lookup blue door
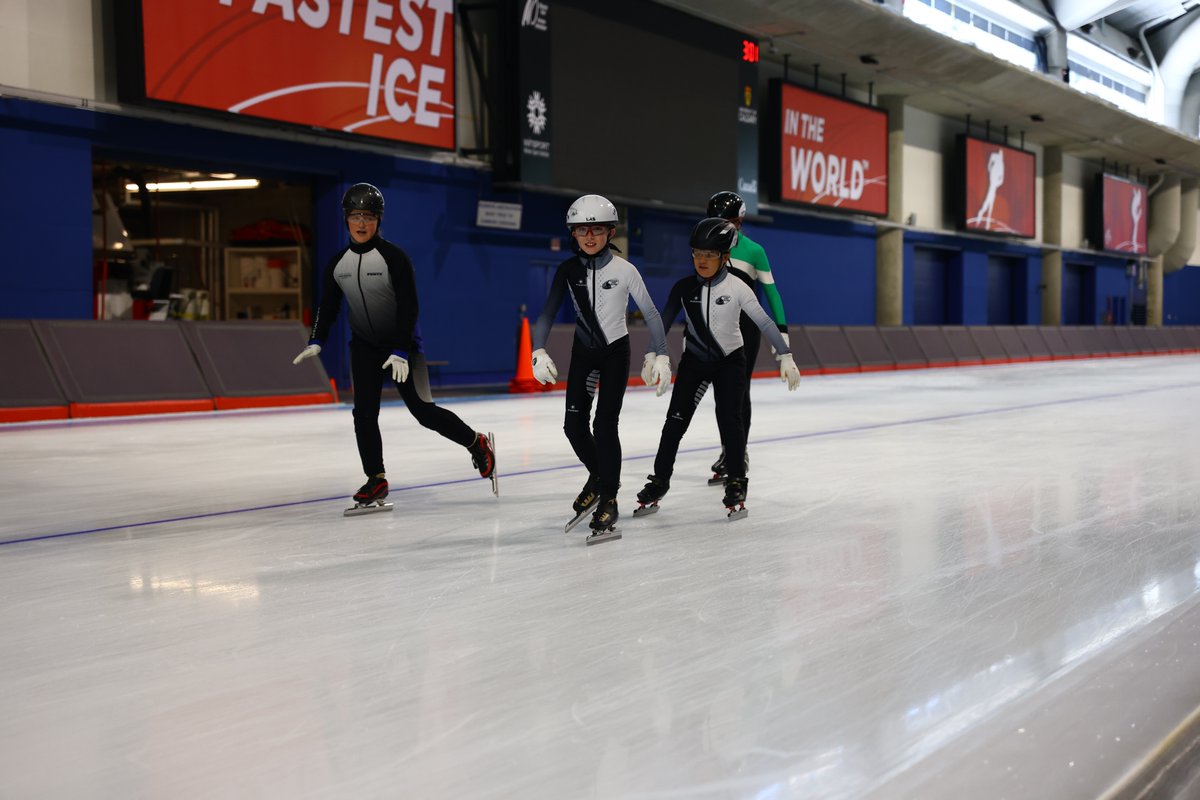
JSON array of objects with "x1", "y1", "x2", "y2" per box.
[
  {"x1": 986, "y1": 256, "x2": 1019, "y2": 324},
  {"x1": 913, "y1": 247, "x2": 950, "y2": 325},
  {"x1": 1062, "y1": 263, "x2": 1092, "y2": 324}
]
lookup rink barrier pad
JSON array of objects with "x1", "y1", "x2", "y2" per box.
[{"x1": 2, "y1": 322, "x2": 1199, "y2": 422}]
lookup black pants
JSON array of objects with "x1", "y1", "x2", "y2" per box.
[
  {"x1": 738, "y1": 313, "x2": 761, "y2": 437},
  {"x1": 350, "y1": 339, "x2": 474, "y2": 478},
  {"x1": 654, "y1": 348, "x2": 747, "y2": 481},
  {"x1": 563, "y1": 336, "x2": 631, "y2": 500}
]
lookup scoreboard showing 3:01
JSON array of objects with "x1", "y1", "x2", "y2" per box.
[{"x1": 119, "y1": 0, "x2": 456, "y2": 150}]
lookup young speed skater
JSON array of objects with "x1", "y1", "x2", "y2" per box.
[
  {"x1": 530, "y1": 194, "x2": 671, "y2": 544},
  {"x1": 293, "y1": 183, "x2": 496, "y2": 515},
  {"x1": 702, "y1": 191, "x2": 792, "y2": 485},
  {"x1": 634, "y1": 217, "x2": 801, "y2": 521}
]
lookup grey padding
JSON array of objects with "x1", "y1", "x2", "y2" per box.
[
  {"x1": 1093, "y1": 327, "x2": 1121, "y2": 355},
  {"x1": 1059, "y1": 327, "x2": 1095, "y2": 356},
  {"x1": 941, "y1": 327, "x2": 983, "y2": 363},
  {"x1": 878, "y1": 327, "x2": 928, "y2": 366},
  {"x1": 842, "y1": 327, "x2": 895, "y2": 368},
  {"x1": 1163, "y1": 327, "x2": 1193, "y2": 350},
  {"x1": 1126, "y1": 327, "x2": 1156, "y2": 353},
  {"x1": 1038, "y1": 327, "x2": 1072, "y2": 358},
  {"x1": 1016, "y1": 327, "x2": 1051, "y2": 358},
  {"x1": 804, "y1": 326, "x2": 858, "y2": 370},
  {"x1": 32, "y1": 320, "x2": 210, "y2": 403},
  {"x1": 1112, "y1": 327, "x2": 1139, "y2": 353},
  {"x1": 911, "y1": 326, "x2": 956, "y2": 364},
  {"x1": 968, "y1": 327, "x2": 1007, "y2": 362},
  {"x1": 180, "y1": 321, "x2": 330, "y2": 397},
  {"x1": 994, "y1": 327, "x2": 1030, "y2": 360},
  {"x1": 787, "y1": 328, "x2": 822, "y2": 373},
  {"x1": 0, "y1": 320, "x2": 67, "y2": 407},
  {"x1": 1145, "y1": 328, "x2": 1173, "y2": 352}
]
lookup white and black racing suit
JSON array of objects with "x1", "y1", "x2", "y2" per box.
[
  {"x1": 309, "y1": 234, "x2": 475, "y2": 478},
  {"x1": 532, "y1": 248, "x2": 668, "y2": 502},
  {"x1": 652, "y1": 266, "x2": 790, "y2": 484}
]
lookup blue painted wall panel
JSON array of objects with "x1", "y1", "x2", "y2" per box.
[{"x1": 0, "y1": 123, "x2": 93, "y2": 318}]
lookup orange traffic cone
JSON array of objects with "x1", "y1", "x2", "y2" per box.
[{"x1": 509, "y1": 316, "x2": 551, "y2": 393}]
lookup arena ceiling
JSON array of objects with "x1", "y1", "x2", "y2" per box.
[{"x1": 659, "y1": 0, "x2": 1200, "y2": 177}]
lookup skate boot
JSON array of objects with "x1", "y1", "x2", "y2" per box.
[
  {"x1": 587, "y1": 496, "x2": 622, "y2": 545},
  {"x1": 468, "y1": 431, "x2": 499, "y2": 496},
  {"x1": 565, "y1": 475, "x2": 601, "y2": 532},
  {"x1": 722, "y1": 477, "x2": 748, "y2": 521},
  {"x1": 707, "y1": 449, "x2": 727, "y2": 486},
  {"x1": 345, "y1": 475, "x2": 393, "y2": 517},
  {"x1": 633, "y1": 474, "x2": 670, "y2": 517}
]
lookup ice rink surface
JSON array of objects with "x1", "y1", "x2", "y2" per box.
[{"x1": 3, "y1": 356, "x2": 1200, "y2": 799}]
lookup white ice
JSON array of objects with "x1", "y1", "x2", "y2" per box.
[{"x1": 2, "y1": 356, "x2": 1200, "y2": 799}]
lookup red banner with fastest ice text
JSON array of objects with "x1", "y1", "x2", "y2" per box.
[{"x1": 140, "y1": 0, "x2": 455, "y2": 149}]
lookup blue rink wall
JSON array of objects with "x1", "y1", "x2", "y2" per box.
[{"x1": 1, "y1": 96, "x2": 1198, "y2": 387}]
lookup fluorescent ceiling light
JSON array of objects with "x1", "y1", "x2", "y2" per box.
[
  {"x1": 1068, "y1": 33, "x2": 1151, "y2": 85},
  {"x1": 971, "y1": 0, "x2": 1053, "y2": 34},
  {"x1": 125, "y1": 178, "x2": 261, "y2": 192}
]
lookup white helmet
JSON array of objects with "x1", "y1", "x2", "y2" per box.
[{"x1": 566, "y1": 194, "x2": 619, "y2": 228}]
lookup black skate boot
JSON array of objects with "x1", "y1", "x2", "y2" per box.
[
  {"x1": 633, "y1": 474, "x2": 670, "y2": 517},
  {"x1": 587, "y1": 496, "x2": 621, "y2": 545},
  {"x1": 707, "y1": 449, "x2": 727, "y2": 486},
  {"x1": 468, "y1": 431, "x2": 499, "y2": 496},
  {"x1": 345, "y1": 475, "x2": 392, "y2": 517},
  {"x1": 722, "y1": 477, "x2": 748, "y2": 521},
  {"x1": 564, "y1": 475, "x2": 601, "y2": 532}
]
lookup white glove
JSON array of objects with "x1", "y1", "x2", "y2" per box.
[
  {"x1": 292, "y1": 343, "x2": 321, "y2": 364},
  {"x1": 531, "y1": 348, "x2": 558, "y2": 385},
  {"x1": 640, "y1": 352, "x2": 656, "y2": 386},
  {"x1": 382, "y1": 354, "x2": 409, "y2": 383},
  {"x1": 650, "y1": 355, "x2": 672, "y2": 397},
  {"x1": 779, "y1": 353, "x2": 801, "y2": 391},
  {"x1": 771, "y1": 330, "x2": 791, "y2": 361}
]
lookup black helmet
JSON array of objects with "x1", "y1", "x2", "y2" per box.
[
  {"x1": 342, "y1": 183, "x2": 385, "y2": 219},
  {"x1": 706, "y1": 191, "x2": 746, "y2": 221},
  {"x1": 690, "y1": 217, "x2": 737, "y2": 253}
]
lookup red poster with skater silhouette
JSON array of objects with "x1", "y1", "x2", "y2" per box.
[
  {"x1": 961, "y1": 136, "x2": 1035, "y2": 238},
  {"x1": 1101, "y1": 174, "x2": 1147, "y2": 255},
  {"x1": 135, "y1": 0, "x2": 455, "y2": 149}
]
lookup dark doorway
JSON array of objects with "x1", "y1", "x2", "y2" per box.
[
  {"x1": 986, "y1": 255, "x2": 1021, "y2": 324},
  {"x1": 913, "y1": 246, "x2": 952, "y2": 325},
  {"x1": 1063, "y1": 263, "x2": 1093, "y2": 324}
]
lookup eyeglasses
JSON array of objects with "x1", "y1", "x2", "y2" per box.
[
  {"x1": 347, "y1": 212, "x2": 379, "y2": 223},
  {"x1": 691, "y1": 249, "x2": 721, "y2": 260},
  {"x1": 571, "y1": 225, "x2": 610, "y2": 238}
]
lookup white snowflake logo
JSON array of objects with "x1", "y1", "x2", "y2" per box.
[{"x1": 526, "y1": 91, "x2": 547, "y2": 135}]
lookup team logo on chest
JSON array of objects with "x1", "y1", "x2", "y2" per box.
[
  {"x1": 601, "y1": 279, "x2": 620, "y2": 290},
  {"x1": 715, "y1": 295, "x2": 732, "y2": 305}
]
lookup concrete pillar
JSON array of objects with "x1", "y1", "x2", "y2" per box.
[
  {"x1": 1147, "y1": 174, "x2": 1182, "y2": 326},
  {"x1": 1147, "y1": 257, "x2": 1164, "y2": 326},
  {"x1": 1041, "y1": 147, "x2": 1063, "y2": 325},
  {"x1": 875, "y1": 95, "x2": 906, "y2": 326}
]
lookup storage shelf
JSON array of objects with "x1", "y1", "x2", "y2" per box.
[{"x1": 224, "y1": 246, "x2": 302, "y2": 321}]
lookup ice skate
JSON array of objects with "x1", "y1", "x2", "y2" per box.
[
  {"x1": 633, "y1": 474, "x2": 670, "y2": 517},
  {"x1": 344, "y1": 475, "x2": 394, "y2": 517},
  {"x1": 723, "y1": 477, "x2": 748, "y2": 521},
  {"x1": 586, "y1": 497, "x2": 622, "y2": 545},
  {"x1": 709, "y1": 449, "x2": 748, "y2": 486},
  {"x1": 564, "y1": 475, "x2": 601, "y2": 532},
  {"x1": 469, "y1": 431, "x2": 499, "y2": 496},
  {"x1": 707, "y1": 449, "x2": 726, "y2": 486}
]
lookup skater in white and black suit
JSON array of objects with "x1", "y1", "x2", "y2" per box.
[
  {"x1": 530, "y1": 194, "x2": 671, "y2": 540},
  {"x1": 292, "y1": 183, "x2": 495, "y2": 509},
  {"x1": 635, "y1": 218, "x2": 801, "y2": 519}
]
